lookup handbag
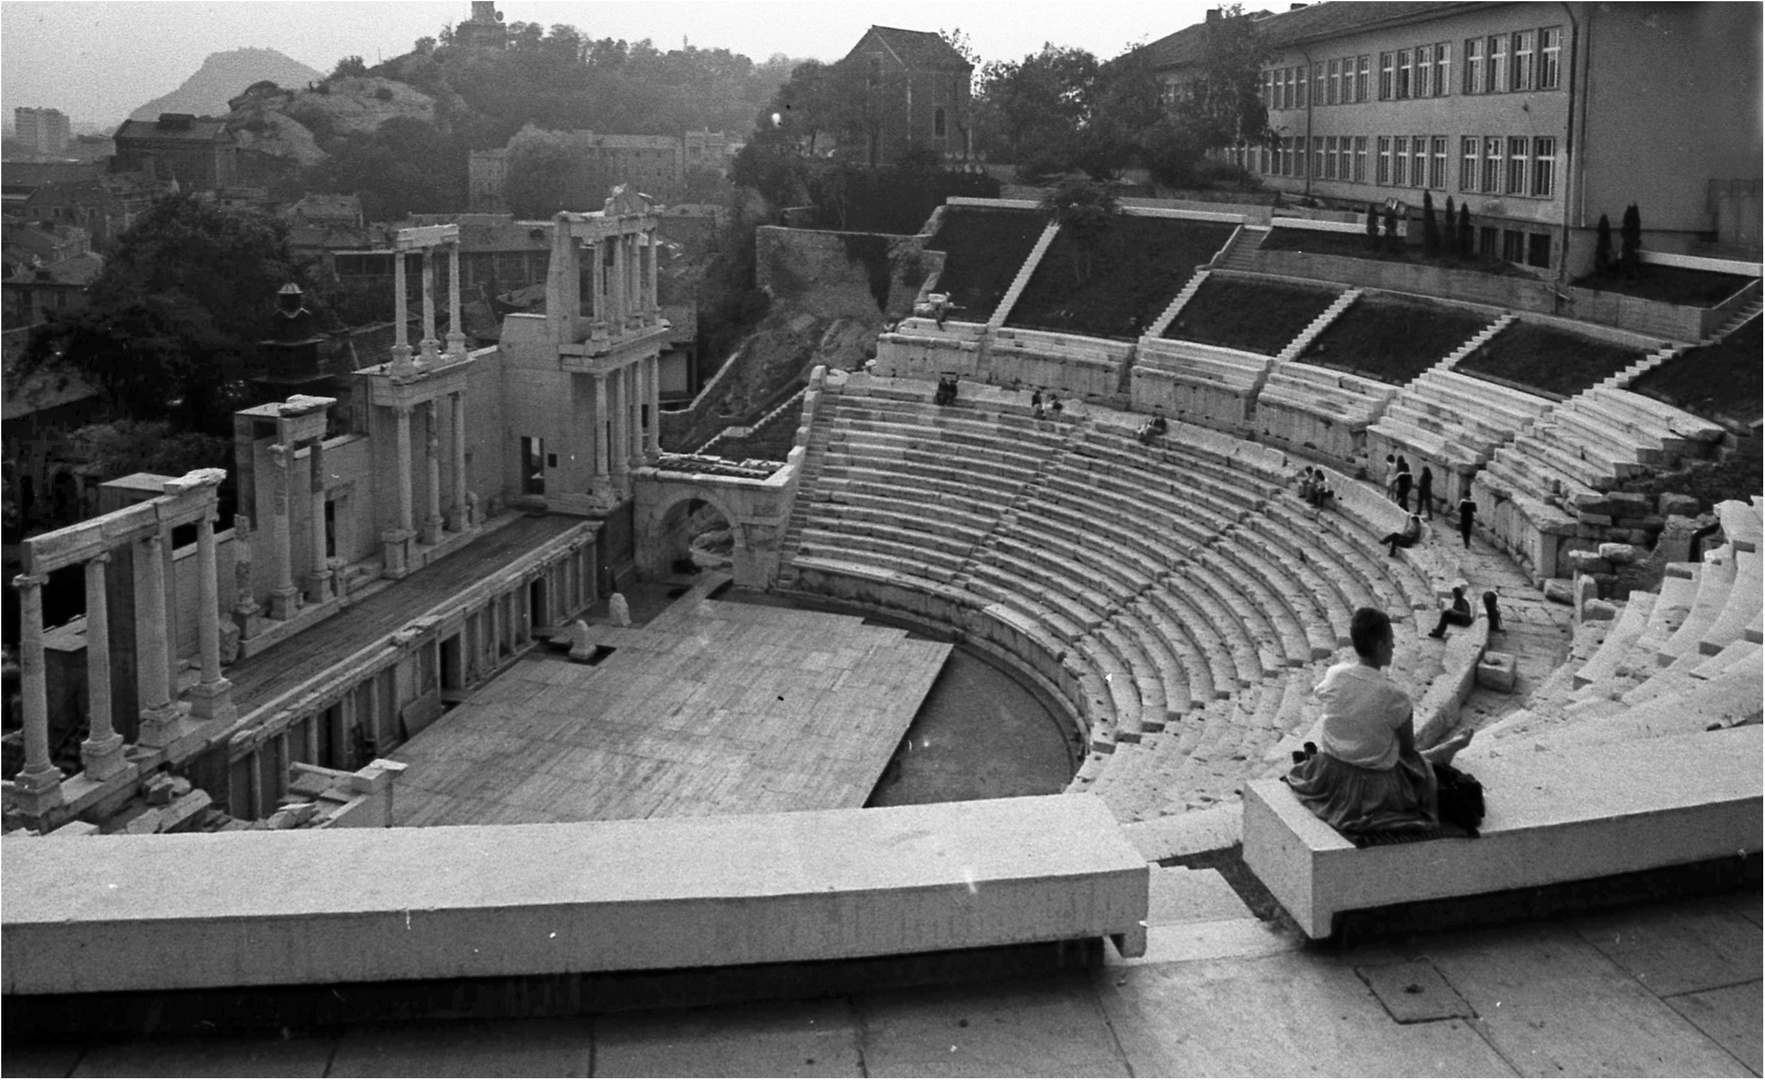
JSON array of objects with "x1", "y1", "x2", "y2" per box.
[{"x1": 1432, "y1": 762, "x2": 1485, "y2": 837}]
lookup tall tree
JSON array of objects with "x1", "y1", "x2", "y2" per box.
[
  {"x1": 21, "y1": 194, "x2": 307, "y2": 433},
  {"x1": 1142, "y1": 4, "x2": 1273, "y2": 187},
  {"x1": 1040, "y1": 177, "x2": 1118, "y2": 284},
  {"x1": 1620, "y1": 203, "x2": 1643, "y2": 279},
  {"x1": 1421, "y1": 190, "x2": 1440, "y2": 255},
  {"x1": 973, "y1": 45, "x2": 1101, "y2": 172}
]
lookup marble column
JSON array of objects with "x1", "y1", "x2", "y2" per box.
[
  {"x1": 626, "y1": 363, "x2": 643, "y2": 469},
  {"x1": 232, "y1": 514, "x2": 259, "y2": 635},
  {"x1": 137, "y1": 534, "x2": 182, "y2": 747},
  {"x1": 587, "y1": 240, "x2": 602, "y2": 331},
  {"x1": 382, "y1": 406, "x2": 415, "y2": 578},
  {"x1": 448, "y1": 392, "x2": 468, "y2": 532},
  {"x1": 187, "y1": 511, "x2": 236, "y2": 723},
  {"x1": 645, "y1": 354, "x2": 661, "y2": 462},
  {"x1": 610, "y1": 233, "x2": 626, "y2": 332},
  {"x1": 391, "y1": 249, "x2": 414, "y2": 377},
  {"x1": 12, "y1": 572, "x2": 64, "y2": 814},
  {"x1": 625, "y1": 235, "x2": 641, "y2": 329},
  {"x1": 395, "y1": 407, "x2": 415, "y2": 535},
  {"x1": 592, "y1": 372, "x2": 610, "y2": 492},
  {"x1": 446, "y1": 241, "x2": 466, "y2": 357},
  {"x1": 306, "y1": 440, "x2": 332, "y2": 603},
  {"x1": 267, "y1": 443, "x2": 299, "y2": 620},
  {"x1": 646, "y1": 229, "x2": 660, "y2": 324},
  {"x1": 422, "y1": 407, "x2": 444, "y2": 545},
  {"x1": 610, "y1": 366, "x2": 629, "y2": 480},
  {"x1": 79, "y1": 554, "x2": 128, "y2": 780},
  {"x1": 419, "y1": 248, "x2": 439, "y2": 362}
]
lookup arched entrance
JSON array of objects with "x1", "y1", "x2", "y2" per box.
[{"x1": 652, "y1": 496, "x2": 737, "y2": 577}]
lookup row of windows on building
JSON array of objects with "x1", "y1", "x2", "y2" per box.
[
  {"x1": 1230, "y1": 134, "x2": 1557, "y2": 198},
  {"x1": 1263, "y1": 26, "x2": 1562, "y2": 110}
]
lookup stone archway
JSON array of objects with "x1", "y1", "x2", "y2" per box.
[
  {"x1": 633, "y1": 472, "x2": 790, "y2": 589},
  {"x1": 655, "y1": 496, "x2": 737, "y2": 577}
]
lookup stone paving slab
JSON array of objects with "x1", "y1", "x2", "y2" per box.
[
  {"x1": 1357, "y1": 960, "x2": 1474, "y2": 1023},
  {"x1": 595, "y1": 999, "x2": 861, "y2": 1078},
  {"x1": 1106, "y1": 917, "x2": 1300, "y2": 967},
  {"x1": 328, "y1": 1019, "x2": 591, "y2": 1077},
  {"x1": 71, "y1": 1033, "x2": 336, "y2": 1077},
  {"x1": 1667, "y1": 981, "x2": 1764, "y2": 1076},
  {"x1": 1426, "y1": 922, "x2": 1753, "y2": 1077},
  {"x1": 1572, "y1": 896, "x2": 1764, "y2": 997},
  {"x1": 1146, "y1": 866, "x2": 1252, "y2": 924},
  {"x1": 1095, "y1": 951, "x2": 1516, "y2": 1076},
  {"x1": 857, "y1": 974, "x2": 1128, "y2": 1078}
]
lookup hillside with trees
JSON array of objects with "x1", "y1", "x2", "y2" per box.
[{"x1": 224, "y1": 21, "x2": 796, "y2": 218}]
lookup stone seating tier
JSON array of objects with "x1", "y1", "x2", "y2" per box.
[
  {"x1": 1134, "y1": 341, "x2": 1271, "y2": 391},
  {"x1": 1538, "y1": 406, "x2": 1670, "y2": 470},
  {"x1": 1502, "y1": 433, "x2": 1629, "y2": 493},
  {"x1": 1180, "y1": 557, "x2": 1289, "y2": 676},
  {"x1": 1245, "y1": 725, "x2": 1762, "y2": 939},
  {"x1": 1412, "y1": 370, "x2": 1551, "y2": 436},
  {"x1": 1565, "y1": 388, "x2": 1727, "y2": 450}
]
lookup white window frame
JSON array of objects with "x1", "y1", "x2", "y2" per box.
[
  {"x1": 1379, "y1": 52, "x2": 1394, "y2": 99},
  {"x1": 1532, "y1": 136, "x2": 1556, "y2": 196},
  {"x1": 1377, "y1": 135, "x2": 1392, "y2": 185},
  {"x1": 1539, "y1": 28, "x2": 1562, "y2": 89},
  {"x1": 1354, "y1": 136, "x2": 1368, "y2": 182},
  {"x1": 1482, "y1": 136, "x2": 1503, "y2": 192},
  {"x1": 1416, "y1": 45, "x2": 1434, "y2": 98},
  {"x1": 1507, "y1": 135, "x2": 1529, "y2": 194},
  {"x1": 1461, "y1": 136, "x2": 1478, "y2": 192},
  {"x1": 1464, "y1": 37, "x2": 1484, "y2": 94},
  {"x1": 1430, "y1": 136, "x2": 1448, "y2": 189},
  {"x1": 1392, "y1": 136, "x2": 1409, "y2": 186},
  {"x1": 1512, "y1": 29, "x2": 1535, "y2": 91},
  {"x1": 1487, "y1": 34, "x2": 1508, "y2": 92},
  {"x1": 1435, "y1": 42, "x2": 1450, "y2": 97},
  {"x1": 1357, "y1": 56, "x2": 1371, "y2": 102}
]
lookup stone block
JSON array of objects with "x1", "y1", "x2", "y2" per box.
[
  {"x1": 1579, "y1": 513, "x2": 1615, "y2": 527},
  {"x1": 1658, "y1": 492, "x2": 1701, "y2": 518},
  {"x1": 1606, "y1": 491, "x2": 1652, "y2": 516},
  {"x1": 1476, "y1": 651, "x2": 1517, "y2": 693},
  {"x1": 1543, "y1": 578, "x2": 1575, "y2": 604},
  {"x1": 1569, "y1": 551, "x2": 1612, "y2": 575},
  {"x1": 1573, "y1": 572, "x2": 1600, "y2": 609},
  {"x1": 1627, "y1": 530, "x2": 1653, "y2": 547},
  {"x1": 1584, "y1": 599, "x2": 1617, "y2": 622},
  {"x1": 1599, "y1": 543, "x2": 1640, "y2": 565}
]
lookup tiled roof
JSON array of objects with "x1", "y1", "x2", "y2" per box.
[
  {"x1": 848, "y1": 26, "x2": 972, "y2": 71},
  {"x1": 1136, "y1": 2, "x2": 1485, "y2": 70}
]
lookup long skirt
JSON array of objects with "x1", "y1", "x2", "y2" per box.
[{"x1": 1284, "y1": 747, "x2": 1438, "y2": 834}]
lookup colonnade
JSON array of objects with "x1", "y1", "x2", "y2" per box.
[
  {"x1": 592, "y1": 353, "x2": 663, "y2": 489},
  {"x1": 10, "y1": 475, "x2": 233, "y2": 819},
  {"x1": 391, "y1": 237, "x2": 468, "y2": 374},
  {"x1": 583, "y1": 227, "x2": 661, "y2": 336}
]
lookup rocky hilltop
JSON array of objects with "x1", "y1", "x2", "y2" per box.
[
  {"x1": 226, "y1": 76, "x2": 441, "y2": 168},
  {"x1": 130, "y1": 47, "x2": 324, "y2": 121}
]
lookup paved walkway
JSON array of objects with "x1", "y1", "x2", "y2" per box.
[{"x1": 6, "y1": 880, "x2": 1756, "y2": 1077}]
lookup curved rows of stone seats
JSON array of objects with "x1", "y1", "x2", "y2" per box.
[
  {"x1": 1472, "y1": 499, "x2": 1761, "y2": 754},
  {"x1": 778, "y1": 371, "x2": 1458, "y2": 820}
]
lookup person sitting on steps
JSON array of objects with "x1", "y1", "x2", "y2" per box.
[
  {"x1": 1381, "y1": 513, "x2": 1423, "y2": 557},
  {"x1": 1284, "y1": 607, "x2": 1475, "y2": 835},
  {"x1": 1429, "y1": 585, "x2": 1475, "y2": 639}
]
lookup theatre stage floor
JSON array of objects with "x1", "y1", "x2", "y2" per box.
[{"x1": 391, "y1": 595, "x2": 952, "y2": 825}]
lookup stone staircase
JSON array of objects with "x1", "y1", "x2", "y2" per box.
[
  {"x1": 988, "y1": 220, "x2": 1061, "y2": 329},
  {"x1": 1273, "y1": 288, "x2": 1361, "y2": 363},
  {"x1": 1437, "y1": 312, "x2": 1516, "y2": 372},
  {"x1": 1212, "y1": 224, "x2": 1268, "y2": 273},
  {"x1": 1146, "y1": 269, "x2": 1212, "y2": 339}
]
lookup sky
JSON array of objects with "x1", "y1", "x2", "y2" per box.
[{"x1": 2, "y1": 0, "x2": 1216, "y2": 129}]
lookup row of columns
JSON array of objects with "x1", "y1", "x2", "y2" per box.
[
  {"x1": 387, "y1": 392, "x2": 471, "y2": 557},
  {"x1": 591, "y1": 354, "x2": 662, "y2": 489},
  {"x1": 392, "y1": 240, "x2": 466, "y2": 375},
  {"x1": 11, "y1": 510, "x2": 235, "y2": 816},
  {"x1": 587, "y1": 230, "x2": 661, "y2": 338}
]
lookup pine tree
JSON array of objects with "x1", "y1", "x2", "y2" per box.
[
  {"x1": 1620, "y1": 203, "x2": 1643, "y2": 279},
  {"x1": 1593, "y1": 213, "x2": 1613, "y2": 276},
  {"x1": 1422, "y1": 190, "x2": 1440, "y2": 256},
  {"x1": 1444, "y1": 196, "x2": 1457, "y2": 257},
  {"x1": 1456, "y1": 203, "x2": 1473, "y2": 258},
  {"x1": 1366, "y1": 203, "x2": 1380, "y2": 250},
  {"x1": 1382, "y1": 205, "x2": 1399, "y2": 251}
]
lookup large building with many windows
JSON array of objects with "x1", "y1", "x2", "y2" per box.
[{"x1": 1138, "y1": 2, "x2": 1762, "y2": 275}]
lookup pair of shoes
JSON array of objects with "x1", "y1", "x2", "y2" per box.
[{"x1": 1427, "y1": 629, "x2": 1445, "y2": 639}]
